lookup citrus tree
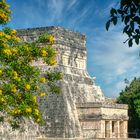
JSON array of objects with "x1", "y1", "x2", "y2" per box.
[{"x1": 0, "y1": 0, "x2": 62, "y2": 129}]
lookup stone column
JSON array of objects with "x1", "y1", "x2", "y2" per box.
[
  {"x1": 114, "y1": 121, "x2": 120, "y2": 138},
  {"x1": 100, "y1": 120, "x2": 105, "y2": 138},
  {"x1": 105, "y1": 121, "x2": 112, "y2": 138},
  {"x1": 119, "y1": 121, "x2": 128, "y2": 138},
  {"x1": 123, "y1": 121, "x2": 128, "y2": 138},
  {"x1": 120, "y1": 121, "x2": 123, "y2": 138}
]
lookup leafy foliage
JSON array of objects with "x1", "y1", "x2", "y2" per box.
[
  {"x1": 106, "y1": 0, "x2": 140, "y2": 47},
  {"x1": 117, "y1": 77, "x2": 140, "y2": 133},
  {"x1": 0, "y1": 0, "x2": 11, "y2": 24},
  {"x1": 0, "y1": 0, "x2": 62, "y2": 129},
  {"x1": 38, "y1": 33, "x2": 55, "y2": 44}
]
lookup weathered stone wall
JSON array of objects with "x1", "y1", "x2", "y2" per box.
[
  {"x1": 17, "y1": 26, "x2": 105, "y2": 103},
  {"x1": 101, "y1": 108, "x2": 128, "y2": 119},
  {"x1": 76, "y1": 103, "x2": 128, "y2": 139},
  {"x1": 76, "y1": 103, "x2": 128, "y2": 120},
  {"x1": 0, "y1": 120, "x2": 40, "y2": 140}
]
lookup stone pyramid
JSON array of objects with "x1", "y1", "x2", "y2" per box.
[{"x1": 0, "y1": 26, "x2": 128, "y2": 140}]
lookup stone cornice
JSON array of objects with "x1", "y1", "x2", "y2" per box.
[
  {"x1": 76, "y1": 102, "x2": 128, "y2": 109},
  {"x1": 17, "y1": 26, "x2": 86, "y2": 49}
]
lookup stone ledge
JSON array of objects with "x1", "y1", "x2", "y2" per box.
[
  {"x1": 37, "y1": 138, "x2": 84, "y2": 140},
  {"x1": 17, "y1": 26, "x2": 85, "y2": 38},
  {"x1": 17, "y1": 26, "x2": 86, "y2": 49},
  {"x1": 79, "y1": 114, "x2": 129, "y2": 121},
  {"x1": 37, "y1": 138, "x2": 138, "y2": 140},
  {"x1": 76, "y1": 103, "x2": 128, "y2": 109}
]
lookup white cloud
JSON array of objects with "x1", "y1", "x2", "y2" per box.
[
  {"x1": 106, "y1": 80, "x2": 127, "y2": 98},
  {"x1": 47, "y1": 0, "x2": 64, "y2": 23},
  {"x1": 15, "y1": 0, "x2": 84, "y2": 27},
  {"x1": 94, "y1": 1, "x2": 118, "y2": 18},
  {"x1": 88, "y1": 29, "x2": 140, "y2": 97},
  {"x1": 93, "y1": 32, "x2": 139, "y2": 75},
  {"x1": 67, "y1": 0, "x2": 78, "y2": 10}
]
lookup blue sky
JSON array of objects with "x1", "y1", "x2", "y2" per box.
[{"x1": 6, "y1": 0, "x2": 140, "y2": 97}]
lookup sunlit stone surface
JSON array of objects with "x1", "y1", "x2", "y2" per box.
[{"x1": 0, "y1": 27, "x2": 128, "y2": 139}]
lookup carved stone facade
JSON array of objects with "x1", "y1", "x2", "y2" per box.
[
  {"x1": 0, "y1": 26, "x2": 128, "y2": 139},
  {"x1": 77, "y1": 103, "x2": 128, "y2": 138}
]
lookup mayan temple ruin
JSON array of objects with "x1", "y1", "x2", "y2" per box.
[{"x1": 0, "y1": 26, "x2": 129, "y2": 140}]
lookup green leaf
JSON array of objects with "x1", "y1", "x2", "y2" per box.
[
  {"x1": 112, "y1": 16, "x2": 118, "y2": 25},
  {"x1": 0, "y1": 116, "x2": 4, "y2": 122},
  {"x1": 117, "y1": 9, "x2": 123, "y2": 14},
  {"x1": 133, "y1": 16, "x2": 140, "y2": 23},
  {"x1": 120, "y1": 0, "x2": 127, "y2": 8},
  {"x1": 127, "y1": 28, "x2": 132, "y2": 37},
  {"x1": 130, "y1": 21, "x2": 134, "y2": 31},
  {"x1": 135, "y1": 36, "x2": 139, "y2": 45},
  {"x1": 106, "y1": 20, "x2": 110, "y2": 31},
  {"x1": 128, "y1": 39, "x2": 133, "y2": 47},
  {"x1": 110, "y1": 8, "x2": 117, "y2": 15},
  {"x1": 2, "y1": 27, "x2": 12, "y2": 35},
  {"x1": 123, "y1": 25, "x2": 129, "y2": 33},
  {"x1": 135, "y1": 29, "x2": 139, "y2": 34},
  {"x1": 124, "y1": 15, "x2": 130, "y2": 25}
]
